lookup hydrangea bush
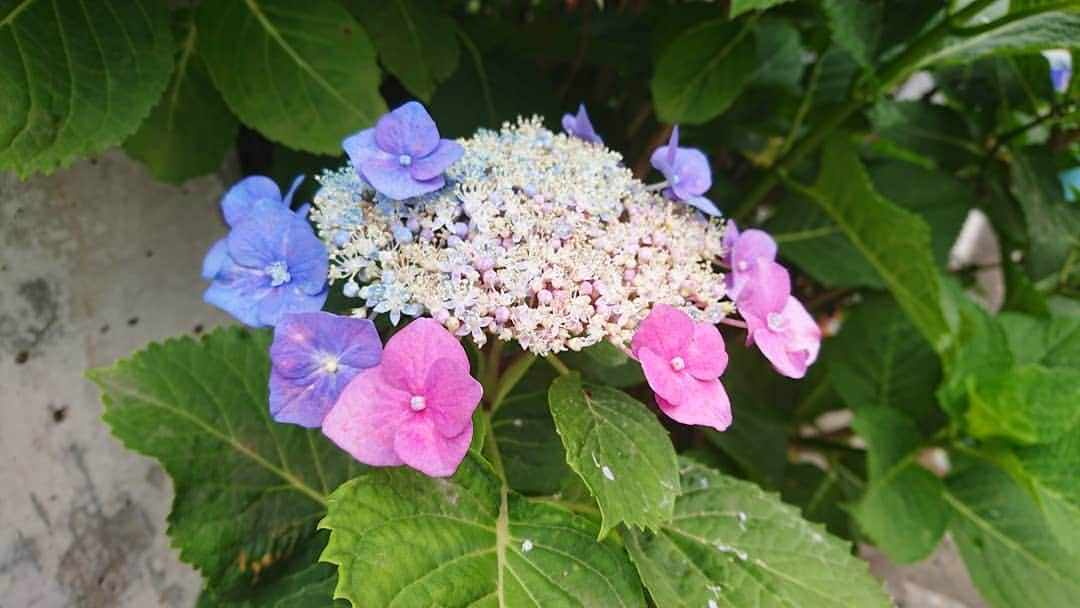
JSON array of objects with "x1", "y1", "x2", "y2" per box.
[{"x1": 3, "y1": 0, "x2": 1075, "y2": 606}]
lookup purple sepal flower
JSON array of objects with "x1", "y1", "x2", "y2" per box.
[
  {"x1": 1043, "y1": 49, "x2": 1072, "y2": 94},
  {"x1": 269, "y1": 312, "x2": 383, "y2": 427},
  {"x1": 202, "y1": 199, "x2": 329, "y2": 327},
  {"x1": 650, "y1": 125, "x2": 720, "y2": 216},
  {"x1": 562, "y1": 104, "x2": 602, "y2": 144},
  {"x1": 222, "y1": 174, "x2": 305, "y2": 227},
  {"x1": 343, "y1": 101, "x2": 463, "y2": 200}
]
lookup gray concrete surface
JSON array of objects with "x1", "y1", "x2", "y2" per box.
[{"x1": 1, "y1": 149, "x2": 990, "y2": 607}]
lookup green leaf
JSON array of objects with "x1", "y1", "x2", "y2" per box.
[
  {"x1": 946, "y1": 459, "x2": 1080, "y2": 608},
  {"x1": 196, "y1": 532, "x2": 343, "y2": 607},
  {"x1": 123, "y1": 9, "x2": 239, "y2": 184},
  {"x1": 0, "y1": 0, "x2": 174, "y2": 177},
  {"x1": 747, "y1": 21, "x2": 804, "y2": 89},
  {"x1": 1010, "y1": 146, "x2": 1080, "y2": 280},
  {"x1": 1002, "y1": 259, "x2": 1051, "y2": 317},
  {"x1": 548, "y1": 374, "x2": 680, "y2": 538},
  {"x1": 729, "y1": 0, "x2": 794, "y2": 18},
  {"x1": 1000, "y1": 312, "x2": 1080, "y2": 369},
  {"x1": 937, "y1": 279, "x2": 1014, "y2": 416},
  {"x1": 873, "y1": 100, "x2": 981, "y2": 170},
  {"x1": 88, "y1": 327, "x2": 359, "y2": 595},
  {"x1": 821, "y1": 0, "x2": 883, "y2": 68},
  {"x1": 320, "y1": 453, "x2": 645, "y2": 608},
  {"x1": 922, "y1": 8, "x2": 1080, "y2": 66},
  {"x1": 197, "y1": 0, "x2": 385, "y2": 155},
  {"x1": 827, "y1": 293, "x2": 942, "y2": 422},
  {"x1": 651, "y1": 17, "x2": 757, "y2": 124},
  {"x1": 780, "y1": 463, "x2": 856, "y2": 540},
  {"x1": 789, "y1": 137, "x2": 950, "y2": 348},
  {"x1": 624, "y1": 460, "x2": 892, "y2": 608},
  {"x1": 1016, "y1": 423, "x2": 1080, "y2": 555},
  {"x1": 558, "y1": 342, "x2": 645, "y2": 388},
  {"x1": 344, "y1": 0, "x2": 459, "y2": 102},
  {"x1": 850, "y1": 407, "x2": 948, "y2": 563},
  {"x1": 492, "y1": 390, "x2": 572, "y2": 494},
  {"x1": 965, "y1": 364, "x2": 1080, "y2": 445}
]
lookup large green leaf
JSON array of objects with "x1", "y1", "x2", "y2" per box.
[
  {"x1": 790, "y1": 137, "x2": 950, "y2": 348},
  {"x1": 651, "y1": 17, "x2": 757, "y2": 124},
  {"x1": 747, "y1": 20, "x2": 804, "y2": 89},
  {"x1": 873, "y1": 100, "x2": 981, "y2": 170},
  {"x1": 1000, "y1": 312, "x2": 1080, "y2": 369},
  {"x1": 197, "y1": 0, "x2": 385, "y2": 155},
  {"x1": 0, "y1": 0, "x2": 174, "y2": 177},
  {"x1": 729, "y1": 0, "x2": 794, "y2": 18},
  {"x1": 345, "y1": 0, "x2": 459, "y2": 102},
  {"x1": 491, "y1": 390, "x2": 572, "y2": 495},
  {"x1": 1016, "y1": 423, "x2": 1080, "y2": 555},
  {"x1": 88, "y1": 327, "x2": 359, "y2": 596},
  {"x1": 827, "y1": 294, "x2": 942, "y2": 422},
  {"x1": 936, "y1": 279, "x2": 1014, "y2": 415},
  {"x1": 965, "y1": 364, "x2": 1080, "y2": 445},
  {"x1": 320, "y1": 453, "x2": 645, "y2": 608},
  {"x1": 548, "y1": 374, "x2": 680, "y2": 538},
  {"x1": 124, "y1": 9, "x2": 238, "y2": 184},
  {"x1": 946, "y1": 459, "x2": 1080, "y2": 608},
  {"x1": 624, "y1": 460, "x2": 892, "y2": 608},
  {"x1": 1009, "y1": 146, "x2": 1080, "y2": 280},
  {"x1": 821, "y1": 0, "x2": 883, "y2": 68},
  {"x1": 922, "y1": 8, "x2": 1080, "y2": 66},
  {"x1": 849, "y1": 407, "x2": 948, "y2": 563}
]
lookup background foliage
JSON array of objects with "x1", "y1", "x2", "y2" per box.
[{"x1": 5, "y1": 0, "x2": 1075, "y2": 606}]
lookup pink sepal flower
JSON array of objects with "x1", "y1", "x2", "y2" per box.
[
  {"x1": 737, "y1": 260, "x2": 821, "y2": 379},
  {"x1": 322, "y1": 318, "x2": 483, "y2": 477},
  {"x1": 723, "y1": 221, "x2": 779, "y2": 301},
  {"x1": 631, "y1": 304, "x2": 732, "y2": 431}
]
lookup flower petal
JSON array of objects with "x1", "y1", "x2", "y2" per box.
[
  {"x1": 684, "y1": 322, "x2": 728, "y2": 380},
  {"x1": 630, "y1": 303, "x2": 693, "y2": 359},
  {"x1": 732, "y1": 229, "x2": 778, "y2": 273},
  {"x1": 282, "y1": 220, "x2": 329, "y2": 295},
  {"x1": 322, "y1": 368, "x2": 411, "y2": 467},
  {"x1": 684, "y1": 195, "x2": 722, "y2": 217},
  {"x1": 410, "y1": 139, "x2": 463, "y2": 181},
  {"x1": 375, "y1": 101, "x2": 440, "y2": 158},
  {"x1": 423, "y1": 357, "x2": 483, "y2": 438},
  {"x1": 343, "y1": 128, "x2": 382, "y2": 167},
  {"x1": 380, "y1": 318, "x2": 469, "y2": 394},
  {"x1": 225, "y1": 202, "x2": 297, "y2": 268},
  {"x1": 394, "y1": 415, "x2": 473, "y2": 477},
  {"x1": 669, "y1": 147, "x2": 712, "y2": 200},
  {"x1": 638, "y1": 346, "x2": 704, "y2": 405},
  {"x1": 736, "y1": 259, "x2": 790, "y2": 318},
  {"x1": 201, "y1": 238, "x2": 229, "y2": 280},
  {"x1": 360, "y1": 156, "x2": 445, "y2": 200},
  {"x1": 269, "y1": 368, "x2": 342, "y2": 428},
  {"x1": 655, "y1": 380, "x2": 731, "y2": 431},
  {"x1": 256, "y1": 287, "x2": 326, "y2": 327},
  {"x1": 221, "y1": 175, "x2": 282, "y2": 227},
  {"x1": 283, "y1": 174, "x2": 305, "y2": 207},
  {"x1": 203, "y1": 258, "x2": 270, "y2": 326}
]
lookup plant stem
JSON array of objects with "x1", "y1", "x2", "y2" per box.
[{"x1": 545, "y1": 354, "x2": 572, "y2": 375}]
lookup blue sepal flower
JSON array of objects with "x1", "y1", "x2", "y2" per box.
[
  {"x1": 343, "y1": 101, "x2": 463, "y2": 200},
  {"x1": 650, "y1": 125, "x2": 721, "y2": 217},
  {"x1": 269, "y1": 311, "x2": 383, "y2": 427},
  {"x1": 1060, "y1": 167, "x2": 1080, "y2": 203},
  {"x1": 222, "y1": 174, "x2": 305, "y2": 227},
  {"x1": 202, "y1": 196, "x2": 329, "y2": 327},
  {"x1": 562, "y1": 104, "x2": 602, "y2": 144}
]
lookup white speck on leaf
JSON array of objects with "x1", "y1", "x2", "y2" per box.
[
  {"x1": 513, "y1": 418, "x2": 523, "y2": 427},
  {"x1": 699, "y1": 477, "x2": 708, "y2": 489},
  {"x1": 521, "y1": 539, "x2": 534, "y2": 552},
  {"x1": 811, "y1": 531, "x2": 824, "y2": 543},
  {"x1": 708, "y1": 601, "x2": 718, "y2": 608},
  {"x1": 602, "y1": 466, "x2": 615, "y2": 481}
]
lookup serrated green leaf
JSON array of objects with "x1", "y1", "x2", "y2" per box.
[
  {"x1": 344, "y1": 0, "x2": 458, "y2": 102},
  {"x1": 937, "y1": 279, "x2": 1014, "y2": 416},
  {"x1": 822, "y1": 0, "x2": 883, "y2": 68},
  {"x1": 873, "y1": 100, "x2": 981, "y2": 170},
  {"x1": 1010, "y1": 146, "x2": 1080, "y2": 280},
  {"x1": 0, "y1": 0, "x2": 174, "y2": 177},
  {"x1": 548, "y1": 374, "x2": 680, "y2": 538},
  {"x1": 789, "y1": 137, "x2": 950, "y2": 348},
  {"x1": 780, "y1": 463, "x2": 855, "y2": 540},
  {"x1": 729, "y1": 0, "x2": 794, "y2": 18},
  {"x1": 558, "y1": 342, "x2": 645, "y2": 388},
  {"x1": 88, "y1": 327, "x2": 359, "y2": 596},
  {"x1": 922, "y1": 9, "x2": 1080, "y2": 66},
  {"x1": 320, "y1": 453, "x2": 645, "y2": 608},
  {"x1": 651, "y1": 17, "x2": 757, "y2": 124},
  {"x1": 197, "y1": 0, "x2": 385, "y2": 155},
  {"x1": 965, "y1": 364, "x2": 1080, "y2": 445},
  {"x1": 850, "y1": 407, "x2": 948, "y2": 563},
  {"x1": 1015, "y1": 423, "x2": 1080, "y2": 555},
  {"x1": 828, "y1": 293, "x2": 942, "y2": 422},
  {"x1": 123, "y1": 9, "x2": 238, "y2": 184},
  {"x1": 747, "y1": 21, "x2": 804, "y2": 89},
  {"x1": 624, "y1": 459, "x2": 892, "y2": 608},
  {"x1": 946, "y1": 459, "x2": 1080, "y2": 608},
  {"x1": 1000, "y1": 312, "x2": 1080, "y2": 369},
  {"x1": 492, "y1": 390, "x2": 572, "y2": 494}
]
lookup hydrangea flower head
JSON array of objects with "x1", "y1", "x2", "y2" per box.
[
  {"x1": 268, "y1": 312, "x2": 382, "y2": 427},
  {"x1": 343, "y1": 101, "x2": 463, "y2": 200},
  {"x1": 222, "y1": 174, "x2": 305, "y2": 227},
  {"x1": 650, "y1": 125, "x2": 721, "y2": 217},
  {"x1": 562, "y1": 103, "x2": 602, "y2": 144},
  {"x1": 202, "y1": 198, "x2": 329, "y2": 327},
  {"x1": 631, "y1": 304, "x2": 731, "y2": 431},
  {"x1": 737, "y1": 261, "x2": 820, "y2": 379},
  {"x1": 322, "y1": 318, "x2": 483, "y2": 477}
]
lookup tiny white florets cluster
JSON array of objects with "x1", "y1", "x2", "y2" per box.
[{"x1": 310, "y1": 116, "x2": 734, "y2": 355}]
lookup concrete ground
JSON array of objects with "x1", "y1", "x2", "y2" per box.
[{"x1": 1, "y1": 150, "x2": 988, "y2": 607}]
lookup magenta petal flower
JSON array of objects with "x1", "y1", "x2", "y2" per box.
[
  {"x1": 562, "y1": 104, "x2": 603, "y2": 144},
  {"x1": 737, "y1": 261, "x2": 821, "y2": 379},
  {"x1": 343, "y1": 101, "x2": 464, "y2": 200},
  {"x1": 268, "y1": 312, "x2": 383, "y2": 428},
  {"x1": 649, "y1": 125, "x2": 720, "y2": 216},
  {"x1": 630, "y1": 304, "x2": 732, "y2": 431},
  {"x1": 322, "y1": 318, "x2": 483, "y2": 477}
]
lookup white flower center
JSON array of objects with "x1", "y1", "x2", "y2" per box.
[
  {"x1": 321, "y1": 354, "x2": 339, "y2": 374},
  {"x1": 671, "y1": 175, "x2": 681, "y2": 185},
  {"x1": 669, "y1": 356, "x2": 686, "y2": 371},
  {"x1": 264, "y1": 261, "x2": 291, "y2": 287},
  {"x1": 410, "y1": 395, "x2": 427, "y2": 411},
  {"x1": 398, "y1": 154, "x2": 413, "y2": 166},
  {"x1": 736, "y1": 260, "x2": 748, "y2": 271},
  {"x1": 767, "y1": 312, "x2": 785, "y2": 332}
]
